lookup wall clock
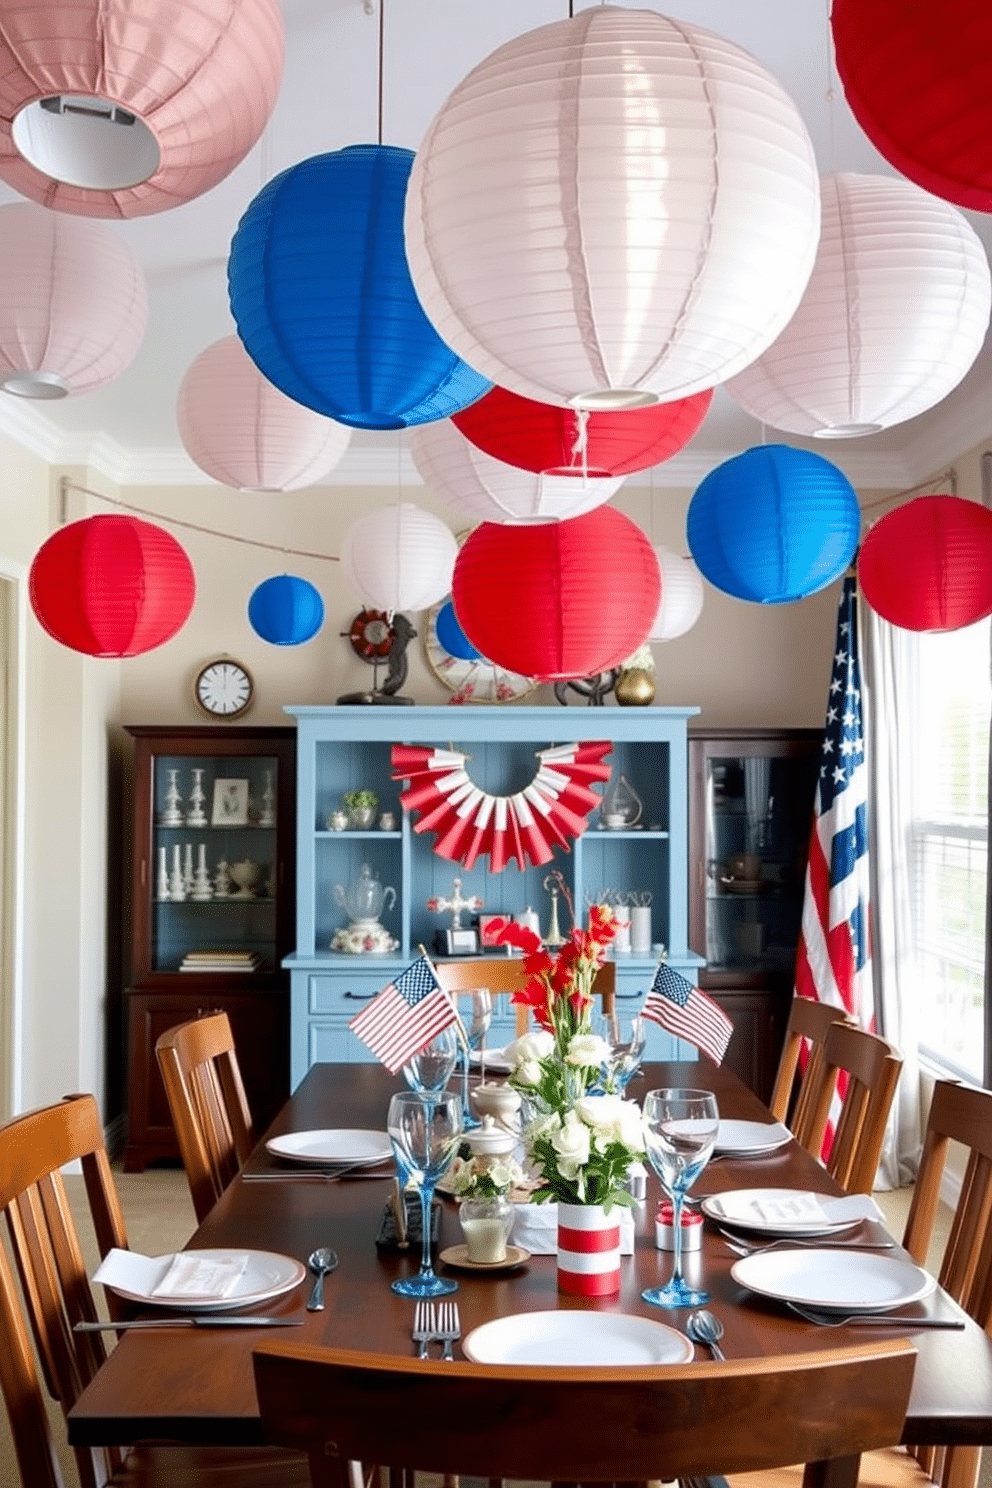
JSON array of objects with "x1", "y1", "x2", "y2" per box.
[
  {"x1": 424, "y1": 597, "x2": 535, "y2": 704},
  {"x1": 193, "y1": 657, "x2": 255, "y2": 719}
]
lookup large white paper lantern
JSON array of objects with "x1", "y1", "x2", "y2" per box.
[
  {"x1": 340, "y1": 504, "x2": 457, "y2": 614},
  {"x1": 177, "y1": 337, "x2": 351, "y2": 492},
  {"x1": 725, "y1": 173, "x2": 992, "y2": 438},
  {"x1": 648, "y1": 548, "x2": 704, "y2": 642},
  {"x1": 405, "y1": 6, "x2": 820, "y2": 411},
  {"x1": 0, "y1": 202, "x2": 146, "y2": 398},
  {"x1": 409, "y1": 420, "x2": 621, "y2": 525}
]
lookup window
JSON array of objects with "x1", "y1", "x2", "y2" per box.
[{"x1": 909, "y1": 617, "x2": 990, "y2": 1082}]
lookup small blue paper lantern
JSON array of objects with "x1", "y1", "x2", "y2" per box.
[
  {"x1": 686, "y1": 445, "x2": 860, "y2": 604},
  {"x1": 248, "y1": 574, "x2": 324, "y2": 645},
  {"x1": 435, "y1": 600, "x2": 481, "y2": 661},
  {"x1": 228, "y1": 144, "x2": 491, "y2": 430}
]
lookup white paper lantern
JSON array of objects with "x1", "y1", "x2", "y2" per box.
[
  {"x1": 0, "y1": 201, "x2": 146, "y2": 398},
  {"x1": 177, "y1": 337, "x2": 351, "y2": 491},
  {"x1": 725, "y1": 173, "x2": 992, "y2": 438},
  {"x1": 405, "y1": 6, "x2": 820, "y2": 411},
  {"x1": 340, "y1": 504, "x2": 457, "y2": 613},
  {"x1": 409, "y1": 420, "x2": 622, "y2": 525},
  {"x1": 648, "y1": 548, "x2": 704, "y2": 642}
]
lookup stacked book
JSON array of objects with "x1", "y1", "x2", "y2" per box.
[{"x1": 179, "y1": 950, "x2": 264, "y2": 973}]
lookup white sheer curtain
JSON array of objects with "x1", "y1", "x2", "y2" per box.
[{"x1": 863, "y1": 606, "x2": 924, "y2": 1188}]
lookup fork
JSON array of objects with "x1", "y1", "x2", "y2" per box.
[
  {"x1": 787, "y1": 1301, "x2": 965, "y2": 1330},
  {"x1": 435, "y1": 1300, "x2": 461, "y2": 1361},
  {"x1": 412, "y1": 1300, "x2": 437, "y2": 1358},
  {"x1": 720, "y1": 1229, "x2": 895, "y2": 1256}
]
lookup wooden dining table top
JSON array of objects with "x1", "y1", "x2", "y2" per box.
[{"x1": 68, "y1": 1060, "x2": 992, "y2": 1451}]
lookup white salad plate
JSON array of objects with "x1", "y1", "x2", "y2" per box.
[
  {"x1": 94, "y1": 1247, "x2": 307, "y2": 1312},
  {"x1": 714, "y1": 1119, "x2": 792, "y2": 1157},
  {"x1": 462, "y1": 1310, "x2": 694, "y2": 1366},
  {"x1": 265, "y1": 1128, "x2": 393, "y2": 1166},
  {"x1": 731, "y1": 1249, "x2": 935, "y2": 1313},
  {"x1": 701, "y1": 1187, "x2": 882, "y2": 1237},
  {"x1": 469, "y1": 1047, "x2": 514, "y2": 1075}
]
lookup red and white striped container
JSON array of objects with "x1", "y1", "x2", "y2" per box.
[{"x1": 556, "y1": 1202, "x2": 622, "y2": 1296}]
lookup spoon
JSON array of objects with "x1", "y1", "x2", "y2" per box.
[
  {"x1": 306, "y1": 1247, "x2": 339, "y2": 1312},
  {"x1": 686, "y1": 1309, "x2": 726, "y2": 1360}
]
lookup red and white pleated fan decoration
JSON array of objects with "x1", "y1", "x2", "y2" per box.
[{"x1": 391, "y1": 741, "x2": 612, "y2": 873}]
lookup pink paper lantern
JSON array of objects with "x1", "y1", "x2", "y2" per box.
[
  {"x1": 0, "y1": 202, "x2": 147, "y2": 398},
  {"x1": 29, "y1": 514, "x2": 195, "y2": 656},
  {"x1": 451, "y1": 508, "x2": 660, "y2": 681},
  {"x1": 858, "y1": 496, "x2": 992, "y2": 632},
  {"x1": 177, "y1": 337, "x2": 351, "y2": 491},
  {"x1": 0, "y1": 0, "x2": 283, "y2": 218}
]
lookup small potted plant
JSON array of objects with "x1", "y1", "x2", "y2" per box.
[{"x1": 342, "y1": 788, "x2": 378, "y2": 830}]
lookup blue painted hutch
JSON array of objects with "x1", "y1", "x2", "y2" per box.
[{"x1": 284, "y1": 705, "x2": 703, "y2": 1088}]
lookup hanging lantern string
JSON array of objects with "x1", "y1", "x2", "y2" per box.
[
  {"x1": 860, "y1": 465, "x2": 958, "y2": 517},
  {"x1": 58, "y1": 477, "x2": 341, "y2": 563},
  {"x1": 377, "y1": 0, "x2": 384, "y2": 147}
]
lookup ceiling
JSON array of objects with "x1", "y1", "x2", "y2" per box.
[{"x1": 2, "y1": 0, "x2": 989, "y2": 493}]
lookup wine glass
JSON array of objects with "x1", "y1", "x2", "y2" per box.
[
  {"x1": 401, "y1": 1025, "x2": 460, "y2": 1095},
  {"x1": 457, "y1": 987, "x2": 493, "y2": 1130},
  {"x1": 596, "y1": 1008, "x2": 647, "y2": 1093},
  {"x1": 641, "y1": 1087, "x2": 719, "y2": 1309},
  {"x1": 386, "y1": 1091, "x2": 463, "y2": 1298}
]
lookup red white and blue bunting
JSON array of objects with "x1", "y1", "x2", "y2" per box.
[{"x1": 390, "y1": 740, "x2": 612, "y2": 873}]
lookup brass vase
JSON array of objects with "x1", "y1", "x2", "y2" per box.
[{"x1": 615, "y1": 667, "x2": 655, "y2": 706}]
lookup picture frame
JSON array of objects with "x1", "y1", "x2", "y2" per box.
[
  {"x1": 211, "y1": 777, "x2": 250, "y2": 827},
  {"x1": 437, "y1": 927, "x2": 479, "y2": 956}
]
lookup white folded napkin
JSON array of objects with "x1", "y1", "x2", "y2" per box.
[
  {"x1": 707, "y1": 1191, "x2": 883, "y2": 1227},
  {"x1": 93, "y1": 1246, "x2": 250, "y2": 1301},
  {"x1": 511, "y1": 1202, "x2": 635, "y2": 1255}
]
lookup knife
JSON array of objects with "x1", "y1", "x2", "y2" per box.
[
  {"x1": 74, "y1": 1316, "x2": 306, "y2": 1330},
  {"x1": 241, "y1": 1165, "x2": 392, "y2": 1181}
]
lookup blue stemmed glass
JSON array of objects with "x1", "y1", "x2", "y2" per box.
[
  {"x1": 401, "y1": 1025, "x2": 460, "y2": 1095},
  {"x1": 597, "y1": 1009, "x2": 648, "y2": 1094},
  {"x1": 641, "y1": 1087, "x2": 719, "y2": 1309},
  {"x1": 456, "y1": 987, "x2": 493, "y2": 1129},
  {"x1": 387, "y1": 1091, "x2": 462, "y2": 1298}
]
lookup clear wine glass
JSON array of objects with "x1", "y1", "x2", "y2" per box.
[
  {"x1": 596, "y1": 1008, "x2": 647, "y2": 1094},
  {"x1": 387, "y1": 1091, "x2": 463, "y2": 1298},
  {"x1": 641, "y1": 1087, "x2": 719, "y2": 1309},
  {"x1": 457, "y1": 987, "x2": 493, "y2": 1130},
  {"x1": 401, "y1": 1025, "x2": 459, "y2": 1095}
]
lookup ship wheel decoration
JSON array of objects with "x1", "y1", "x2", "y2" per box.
[
  {"x1": 390, "y1": 740, "x2": 612, "y2": 873},
  {"x1": 338, "y1": 609, "x2": 417, "y2": 705}
]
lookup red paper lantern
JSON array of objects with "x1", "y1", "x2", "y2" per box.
[
  {"x1": 451, "y1": 385, "x2": 713, "y2": 478},
  {"x1": 451, "y1": 507, "x2": 660, "y2": 681},
  {"x1": 30, "y1": 514, "x2": 195, "y2": 656},
  {"x1": 832, "y1": 0, "x2": 992, "y2": 211},
  {"x1": 858, "y1": 496, "x2": 992, "y2": 632}
]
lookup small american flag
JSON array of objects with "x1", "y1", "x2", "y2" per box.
[
  {"x1": 643, "y1": 962, "x2": 733, "y2": 1066},
  {"x1": 349, "y1": 954, "x2": 459, "y2": 1073}
]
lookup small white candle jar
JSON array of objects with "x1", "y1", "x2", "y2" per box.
[{"x1": 458, "y1": 1195, "x2": 514, "y2": 1263}]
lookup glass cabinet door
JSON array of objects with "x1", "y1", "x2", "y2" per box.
[{"x1": 690, "y1": 732, "x2": 820, "y2": 983}]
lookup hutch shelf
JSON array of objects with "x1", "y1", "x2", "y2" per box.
[
  {"x1": 122, "y1": 726, "x2": 296, "y2": 1171},
  {"x1": 284, "y1": 705, "x2": 703, "y2": 1087}
]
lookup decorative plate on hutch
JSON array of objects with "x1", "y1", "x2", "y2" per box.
[{"x1": 423, "y1": 596, "x2": 534, "y2": 703}]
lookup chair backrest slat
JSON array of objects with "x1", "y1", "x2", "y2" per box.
[
  {"x1": 801, "y1": 1021, "x2": 903, "y2": 1194},
  {"x1": 434, "y1": 956, "x2": 616, "y2": 1037},
  {"x1": 769, "y1": 995, "x2": 851, "y2": 1131}
]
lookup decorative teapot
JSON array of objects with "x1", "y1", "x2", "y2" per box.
[{"x1": 334, "y1": 862, "x2": 396, "y2": 928}]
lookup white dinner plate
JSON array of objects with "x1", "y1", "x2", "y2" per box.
[
  {"x1": 714, "y1": 1120, "x2": 792, "y2": 1157},
  {"x1": 95, "y1": 1248, "x2": 307, "y2": 1313},
  {"x1": 265, "y1": 1128, "x2": 393, "y2": 1166},
  {"x1": 462, "y1": 1310, "x2": 694, "y2": 1366},
  {"x1": 731, "y1": 1249, "x2": 935, "y2": 1313},
  {"x1": 701, "y1": 1187, "x2": 881, "y2": 1237},
  {"x1": 469, "y1": 1047, "x2": 514, "y2": 1075}
]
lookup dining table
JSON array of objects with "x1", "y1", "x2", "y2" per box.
[{"x1": 68, "y1": 1059, "x2": 992, "y2": 1454}]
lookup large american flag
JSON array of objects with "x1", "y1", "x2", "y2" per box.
[
  {"x1": 794, "y1": 573, "x2": 873, "y2": 1137},
  {"x1": 349, "y1": 954, "x2": 459, "y2": 1073},
  {"x1": 642, "y1": 961, "x2": 733, "y2": 1066}
]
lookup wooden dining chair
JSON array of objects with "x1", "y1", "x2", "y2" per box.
[
  {"x1": 0, "y1": 1091, "x2": 309, "y2": 1488},
  {"x1": 769, "y1": 994, "x2": 852, "y2": 1129},
  {"x1": 434, "y1": 955, "x2": 616, "y2": 1037},
  {"x1": 155, "y1": 1010, "x2": 255, "y2": 1223},
  {"x1": 253, "y1": 1336, "x2": 915, "y2": 1488},
  {"x1": 798, "y1": 1021, "x2": 904, "y2": 1195}
]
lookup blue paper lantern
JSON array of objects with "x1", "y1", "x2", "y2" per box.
[
  {"x1": 686, "y1": 445, "x2": 860, "y2": 604},
  {"x1": 435, "y1": 600, "x2": 482, "y2": 662},
  {"x1": 248, "y1": 574, "x2": 324, "y2": 645},
  {"x1": 228, "y1": 144, "x2": 490, "y2": 430}
]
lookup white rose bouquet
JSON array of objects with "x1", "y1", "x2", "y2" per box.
[{"x1": 499, "y1": 906, "x2": 645, "y2": 1210}]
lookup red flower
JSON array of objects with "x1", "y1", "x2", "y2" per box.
[{"x1": 498, "y1": 906, "x2": 617, "y2": 1041}]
